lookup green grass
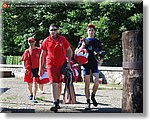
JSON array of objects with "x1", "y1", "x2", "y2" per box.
[
  {"x1": 1, "y1": 96, "x2": 16, "y2": 101},
  {"x1": 36, "y1": 96, "x2": 45, "y2": 101}
]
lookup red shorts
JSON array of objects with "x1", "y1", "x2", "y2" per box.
[
  {"x1": 38, "y1": 78, "x2": 49, "y2": 84},
  {"x1": 47, "y1": 65, "x2": 62, "y2": 84},
  {"x1": 24, "y1": 70, "x2": 39, "y2": 83}
]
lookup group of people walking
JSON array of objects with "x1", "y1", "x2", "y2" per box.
[{"x1": 21, "y1": 23, "x2": 103, "y2": 112}]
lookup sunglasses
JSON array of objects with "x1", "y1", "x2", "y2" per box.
[
  {"x1": 50, "y1": 29, "x2": 58, "y2": 31},
  {"x1": 29, "y1": 41, "x2": 35, "y2": 43}
]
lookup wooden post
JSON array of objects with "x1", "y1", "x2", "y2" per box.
[{"x1": 122, "y1": 30, "x2": 143, "y2": 113}]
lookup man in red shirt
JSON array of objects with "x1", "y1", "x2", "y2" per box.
[
  {"x1": 21, "y1": 37, "x2": 41, "y2": 103},
  {"x1": 39, "y1": 23, "x2": 73, "y2": 112}
]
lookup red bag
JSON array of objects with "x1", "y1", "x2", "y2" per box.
[
  {"x1": 74, "y1": 48, "x2": 89, "y2": 65},
  {"x1": 38, "y1": 72, "x2": 49, "y2": 84}
]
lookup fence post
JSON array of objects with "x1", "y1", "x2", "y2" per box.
[{"x1": 122, "y1": 30, "x2": 143, "y2": 113}]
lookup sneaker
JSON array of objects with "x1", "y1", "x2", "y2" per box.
[
  {"x1": 57, "y1": 104, "x2": 60, "y2": 109},
  {"x1": 28, "y1": 95, "x2": 33, "y2": 100},
  {"x1": 85, "y1": 99, "x2": 91, "y2": 110},
  {"x1": 40, "y1": 91, "x2": 45, "y2": 94},
  {"x1": 91, "y1": 93, "x2": 98, "y2": 107},
  {"x1": 31, "y1": 98, "x2": 38, "y2": 103},
  {"x1": 50, "y1": 102, "x2": 58, "y2": 113}
]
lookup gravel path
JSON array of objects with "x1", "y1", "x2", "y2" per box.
[{"x1": 0, "y1": 78, "x2": 122, "y2": 113}]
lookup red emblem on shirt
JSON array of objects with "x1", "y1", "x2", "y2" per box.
[{"x1": 2, "y1": 3, "x2": 8, "y2": 9}]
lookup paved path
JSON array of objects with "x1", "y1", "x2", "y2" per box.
[{"x1": 0, "y1": 78, "x2": 122, "y2": 113}]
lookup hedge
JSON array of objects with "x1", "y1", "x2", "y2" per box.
[{"x1": 1, "y1": 56, "x2": 22, "y2": 65}]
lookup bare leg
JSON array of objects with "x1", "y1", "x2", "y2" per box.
[
  {"x1": 84, "y1": 75, "x2": 91, "y2": 99},
  {"x1": 39, "y1": 84, "x2": 44, "y2": 93},
  {"x1": 92, "y1": 73, "x2": 99, "y2": 94},
  {"x1": 50, "y1": 82, "x2": 59, "y2": 112},
  {"x1": 58, "y1": 82, "x2": 62, "y2": 100},
  {"x1": 52, "y1": 82, "x2": 59, "y2": 102},
  {"x1": 39, "y1": 84, "x2": 43, "y2": 91},
  {"x1": 27, "y1": 83, "x2": 33, "y2": 95},
  {"x1": 91, "y1": 73, "x2": 99, "y2": 107},
  {"x1": 33, "y1": 77, "x2": 38, "y2": 100},
  {"x1": 84, "y1": 75, "x2": 91, "y2": 110}
]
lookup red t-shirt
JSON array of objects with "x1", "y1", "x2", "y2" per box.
[
  {"x1": 41, "y1": 35, "x2": 70, "y2": 67},
  {"x1": 21, "y1": 47, "x2": 41, "y2": 70}
]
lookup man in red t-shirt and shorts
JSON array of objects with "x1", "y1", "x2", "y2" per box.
[
  {"x1": 21, "y1": 37, "x2": 41, "y2": 103},
  {"x1": 39, "y1": 23, "x2": 73, "y2": 112}
]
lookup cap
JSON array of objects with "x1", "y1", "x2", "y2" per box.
[{"x1": 28, "y1": 37, "x2": 35, "y2": 43}]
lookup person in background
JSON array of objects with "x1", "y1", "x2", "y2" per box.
[
  {"x1": 39, "y1": 23, "x2": 73, "y2": 112},
  {"x1": 38, "y1": 40, "x2": 49, "y2": 94},
  {"x1": 21, "y1": 37, "x2": 41, "y2": 103},
  {"x1": 75, "y1": 24, "x2": 103, "y2": 110}
]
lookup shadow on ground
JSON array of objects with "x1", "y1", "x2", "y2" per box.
[
  {"x1": 1, "y1": 108, "x2": 35, "y2": 113},
  {"x1": 0, "y1": 88, "x2": 10, "y2": 95},
  {"x1": 75, "y1": 108, "x2": 122, "y2": 113}
]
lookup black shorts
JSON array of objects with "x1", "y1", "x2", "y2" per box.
[{"x1": 83, "y1": 62, "x2": 98, "y2": 76}]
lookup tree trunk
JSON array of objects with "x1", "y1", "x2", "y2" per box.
[{"x1": 122, "y1": 30, "x2": 143, "y2": 113}]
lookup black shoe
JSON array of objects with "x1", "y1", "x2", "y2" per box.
[
  {"x1": 50, "y1": 106, "x2": 57, "y2": 112},
  {"x1": 85, "y1": 99, "x2": 91, "y2": 110},
  {"x1": 57, "y1": 105, "x2": 60, "y2": 109},
  {"x1": 91, "y1": 93, "x2": 98, "y2": 107},
  {"x1": 57, "y1": 99, "x2": 60, "y2": 109},
  {"x1": 31, "y1": 98, "x2": 38, "y2": 103},
  {"x1": 50, "y1": 102, "x2": 58, "y2": 113},
  {"x1": 28, "y1": 95, "x2": 33, "y2": 100}
]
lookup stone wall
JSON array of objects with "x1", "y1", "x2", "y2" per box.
[
  {"x1": 99, "y1": 67, "x2": 123, "y2": 84},
  {"x1": 81, "y1": 66, "x2": 123, "y2": 85},
  {"x1": 0, "y1": 64, "x2": 123, "y2": 84},
  {"x1": 0, "y1": 64, "x2": 24, "y2": 79}
]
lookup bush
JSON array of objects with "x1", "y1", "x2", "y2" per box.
[{"x1": 4, "y1": 56, "x2": 22, "y2": 65}]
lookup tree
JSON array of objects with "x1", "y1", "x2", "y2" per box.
[{"x1": 2, "y1": 1, "x2": 143, "y2": 66}]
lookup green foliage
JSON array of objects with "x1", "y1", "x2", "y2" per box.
[
  {"x1": 2, "y1": 1, "x2": 143, "y2": 66},
  {"x1": 4, "y1": 56, "x2": 22, "y2": 65}
]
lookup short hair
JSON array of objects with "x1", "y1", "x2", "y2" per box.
[
  {"x1": 86, "y1": 24, "x2": 96, "y2": 31},
  {"x1": 49, "y1": 23, "x2": 59, "y2": 30}
]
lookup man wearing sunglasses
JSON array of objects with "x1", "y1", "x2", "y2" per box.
[{"x1": 39, "y1": 23, "x2": 73, "y2": 112}]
